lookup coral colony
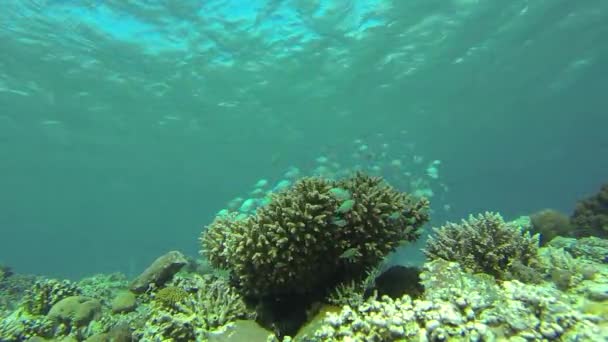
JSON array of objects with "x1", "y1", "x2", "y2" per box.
[{"x1": 1, "y1": 176, "x2": 608, "y2": 340}]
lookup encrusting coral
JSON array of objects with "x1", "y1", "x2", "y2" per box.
[
  {"x1": 201, "y1": 172, "x2": 429, "y2": 297},
  {"x1": 571, "y1": 183, "x2": 608, "y2": 238},
  {"x1": 424, "y1": 212, "x2": 540, "y2": 281}
]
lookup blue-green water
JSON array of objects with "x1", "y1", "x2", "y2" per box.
[{"x1": 0, "y1": 0, "x2": 606, "y2": 279}]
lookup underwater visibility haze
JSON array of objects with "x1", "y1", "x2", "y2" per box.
[{"x1": 0, "y1": 0, "x2": 608, "y2": 341}]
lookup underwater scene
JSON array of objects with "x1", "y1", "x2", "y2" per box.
[{"x1": 1, "y1": 0, "x2": 607, "y2": 341}]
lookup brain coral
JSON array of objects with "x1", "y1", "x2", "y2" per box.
[
  {"x1": 201, "y1": 173, "x2": 429, "y2": 297},
  {"x1": 570, "y1": 183, "x2": 608, "y2": 238},
  {"x1": 424, "y1": 212, "x2": 540, "y2": 280}
]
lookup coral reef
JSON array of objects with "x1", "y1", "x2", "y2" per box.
[
  {"x1": 306, "y1": 259, "x2": 607, "y2": 341},
  {"x1": 571, "y1": 183, "x2": 608, "y2": 238},
  {"x1": 201, "y1": 172, "x2": 429, "y2": 297},
  {"x1": 1, "y1": 235, "x2": 606, "y2": 341},
  {"x1": 2, "y1": 177, "x2": 607, "y2": 341},
  {"x1": 424, "y1": 212, "x2": 540, "y2": 280},
  {"x1": 530, "y1": 208, "x2": 573, "y2": 245},
  {"x1": 0, "y1": 275, "x2": 130, "y2": 341},
  {"x1": 0, "y1": 267, "x2": 257, "y2": 341}
]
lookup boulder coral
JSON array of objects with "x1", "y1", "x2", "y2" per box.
[
  {"x1": 200, "y1": 172, "x2": 429, "y2": 297},
  {"x1": 571, "y1": 183, "x2": 608, "y2": 238},
  {"x1": 424, "y1": 212, "x2": 540, "y2": 280},
  {"x1": 530, "y1": 209, "x2": 573, "y2": 245}
]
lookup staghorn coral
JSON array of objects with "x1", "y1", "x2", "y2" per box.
[
  {"x1": 327, "y1": 266, "x2": 383, "y2": 308},
  {"x1": 424, "y1": 212, "x2": 540, "y2": 280},
  {"x1": 571, "y1": 183, "x2": 608, "y2": 238},
  {"x1": 134, "y1": 274, "x2": 253, "y2": 340},
  {"x1": 201, "y1": 173, "x2": 428, "y2": 297}
]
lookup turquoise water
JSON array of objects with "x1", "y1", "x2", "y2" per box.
[{"x1": 0, "y1": 0, "x2": 606, "y2": 279}]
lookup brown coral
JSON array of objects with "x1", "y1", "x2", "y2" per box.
[
  {"x1": 570, "y1": 183, "x2": 608, "y2": 238},
  {"x1": 424, "y1": 212, "x2": 540, "y2": 280},
  {"x1": 530, "y1": 209, "x2": 573, "y2": 245},
  {"x1": 200, "y1": 173, "x2": 428, "y2": 297}
]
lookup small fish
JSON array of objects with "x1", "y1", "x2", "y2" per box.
[
  {"x1": 316, "y1": 156, "x2": 329, "y2": 164},
  {"x1": 336, "y1": 199, "x2": 355, "y2": 214},
  {"x1": 331, "y1": 217, "x2": 348, "y2": 227},
  {"x1": 339, "y1": 247, "x2": 362, "y2": 262},
  {"x1": 388, "y1": 211, "x2": 401, "y2": 220},
  {"x1": 250, "y1": 188, "x2": 264, "y2": 196},
  {"x1": 239, "y1": 198, "x2": 258, "y2": 213},
  {"x1": 254, "y1": 179, "x2": 269, "y2": 188},
  {"x1": 227, "y1": 197, "x2": 244, "y2": 210},
  {"x1": 329, "y1": 187, "x2": 351, "y2": 201},
  {"x1": 235, "y1": 213, "x2": 249, "y2": 221},
  {"x1": 273, "y1": 179, "x2": 291, "y2": 192},
  {"x1": 216, "y1": 209, "x2": 230, "y2": 217},
  {"x1": 284, "y1": 166, "x2": 300, "y2": 179}
]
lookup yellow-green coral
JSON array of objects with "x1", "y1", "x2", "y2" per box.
[
  {"x1": 154, "y1": 286, "x2": 189, "y2": 309},
  {"x1": 201, "y1": 173, "x2": 429, "y2": 297}
]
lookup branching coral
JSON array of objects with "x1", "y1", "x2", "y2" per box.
[
  {"x1": 135, "y1": 275, "x2": 253, "y2": 340},
  {"x1": 20, "y1": 279, "x2": 82, "y2": 316},
  {"x1": 424, "y1": 212, "x2": 540, "y2": 280},
  {"x1": 571, "y1": 183, "x2": 608, "y2": 238},
  {"x1": 327, "y1": 266, "x2": 383, "y2": 308},
  {"x1": 201, "y1": 173, "x2": 429, "y2": 297}
]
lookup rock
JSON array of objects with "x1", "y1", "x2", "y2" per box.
[
  {"x1": 84, "y1": 334, "x2": 109, "y2": 342},
  {"x1": 586, "y1": 284, "x2": 608, "y2": 301},
  {"x1": 207, "y1": 320, "x2": 275, "y2": 342},
  {"x1": 130, "y1": 250, "x2": 188, "y2": 293},
  {"x1": 111, "y1": 291, "x2": 137, "y2": 313},
  {"x1": 85, "y1": 323, "x2": 131, "y2": 342},
  {"x1": 549, "y1": 236, "x2": 608, "y2": 263},
  {"x1": 47, "y1": 296, "x2": 102, "y2": 326}
]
